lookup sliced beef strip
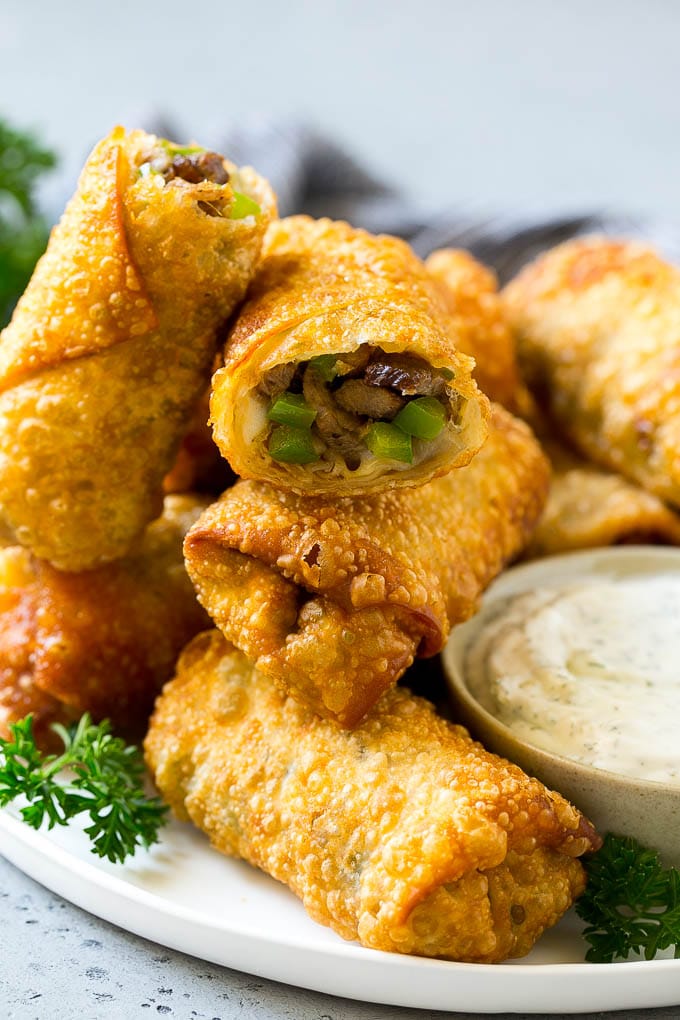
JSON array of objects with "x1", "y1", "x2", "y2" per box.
[
  {"x1": 168, "y1": 151, "x2": 230, "y2": 185},
  {"x1": 364, "y1": 354, "x2": 447, "y2": 398},
  {"x1": 259, "y1": 362, "x2": 297, "y2": 397},
  {"x1": 335, "y1": 378, "x2": 406, "y2": 420},
  {"x1": 149, "y1": 149, "x2": 231, "y2": 185},
  {"x1": 302, "y1": 364, "x2": 365, "y2": 469}
]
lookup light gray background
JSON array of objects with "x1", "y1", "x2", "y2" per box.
[
  {"x1": 2, "y1": 2, "x2": 680, "y2": 1017},
  {"x1": 2, "y1": 0, "x2": 680, "y2": 219}
]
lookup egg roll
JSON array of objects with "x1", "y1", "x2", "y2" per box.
[
  {"x1": 0, "y1": 545, "x2": 71, "y2": 748},
  {"x1": 184, "y1": 406, "x2": 549, "y2": 726},
  {"x1": 525, "y1": 436, "x2": 680, "y2": 558},
  {"x1": 425, "y1": 248, "x2": 525, "y2": 409},
  {"x1": 503, "y1": 237, "x2": 680, "y2": 507},
  {"x1": 210, "y1": 216, "x2": 489, "y2": 495},
  {"x1": 146, "y1": 630, "x2": 599, "y2": 963},
  {"x1": 0, "y1": 494, "x2": 209, "y2": 746},
  {"x1": 0, "y1": 126, "x2": 275, "y2": 570},
  {"x1": 163, "y1": 387, "x2": 234, "y2": 496}
]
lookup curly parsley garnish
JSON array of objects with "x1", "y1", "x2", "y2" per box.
[
  {"x1": 0, "y1": 714, "x2": 167, "y2": 864},
  {"x1": 576, "y1": 833, "x2": 680, "y2": 962}
]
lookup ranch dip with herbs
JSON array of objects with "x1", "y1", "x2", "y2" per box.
[{"x1": 464, "y1": 577, "x2": 680, "y2": 786}]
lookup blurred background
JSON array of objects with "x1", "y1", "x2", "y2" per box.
[{"x1": 2, "y1": 0, "x2": 679, "y2": 219}]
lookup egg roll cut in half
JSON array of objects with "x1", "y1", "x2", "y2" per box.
[
  {"x1": 210, "y1": 216, "x2": 490, "y2": 495},
  {"x1": 425, "y1": 248, "x2": 528, "y2": 411},
  {"x1": 0, "y1": 495, "x2": 209, "y2": 747},
  {"x1": 503, "y1": 237, "x2": 680, "y2": 508},
  {"x1": 146, "y1": 631, "x2": 600, "y2": 963},
  {"x1": 525, "y1": 435, "x2": 680, "y2": 559},
  {"x1": 184, "y1": 405, "x2": 549, "y2": 727},
  {"x1": 0, "y1": 126, "x2": 275, "y2": 570}
]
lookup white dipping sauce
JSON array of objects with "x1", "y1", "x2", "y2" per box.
[{"x1": 465, "y1": 577, "x2": 680, "y2": 785}]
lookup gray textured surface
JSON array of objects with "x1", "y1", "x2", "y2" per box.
[{"x1": 1, "y1": 855, "x2": 678, "y2": 1020}]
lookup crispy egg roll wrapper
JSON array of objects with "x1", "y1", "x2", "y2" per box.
[
  {"x1": 425, "y1": 248, "x2": 528, "y2": 410},
  {"x1": 163, "y1": 386, "x2": 235, "y2": 496},
  {"x1": 210, "y1": 216, "x2": 489, "y2": 494},
  {"x1": 146, "y1": 630, "x2": 599, "y2": 963},
  {"x1": 0, "y1": 545, "x2": 71, "y2": 747},
  {"x1": 525, "y1": 436, "x2": 680, "y2": 558},
  {"x1": 0, "y1": 494, "x2": 209, "y2": 745},
  {"x1": 426, "y1": 250, "x2": 680, "y2": 555},
  {"x1": 503, "y1": 237, "x2": 680, "y2": 507},
  {"x1": 0, "y1": 127, "x2": 275, "y2": 570},
  {"x1": 185, "y1": 406, "x2": 549, "y2": 726}
]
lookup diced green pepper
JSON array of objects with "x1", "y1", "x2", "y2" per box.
[
  {"x1": 229, "y1": 191, "x2": 261, "y2": 219},
  {"x1": 269, "y1": 425, "x2": 319, "y2": 464},
  {"x1": 366, "y1": 422, "x2": 413, "y2": 463},
  {"x1": 310, "y1": 354, "x2": 338, "y2": 382},
  {"x1": 160, "y1": 140, "x2": 204, "y2": 156},
  {"x1": 393, "y1": 397, "x2": 446, "y2": 441},
  {"x1": 268, "y1": 391, "x2": 317, "y2": 429},
  {"x1": 440, "y1": 367, "x2": 454, "y2": 380}
]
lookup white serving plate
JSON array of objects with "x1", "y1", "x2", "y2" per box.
[{"x1": 1, "y1": 804, "x2": 679, "y2": 1014}]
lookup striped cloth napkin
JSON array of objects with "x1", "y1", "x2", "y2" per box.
[{"x1": 206, "y1": 118, "x2": 680, "y2": 279}]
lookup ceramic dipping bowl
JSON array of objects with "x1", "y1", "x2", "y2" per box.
[{"x1": 442, "y1": 546, "x2": 680, "y2": 867}]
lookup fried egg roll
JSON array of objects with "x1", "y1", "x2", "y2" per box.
[
  {"x1": 525, "y1": 437, "x2": 680, "y2": 558},
  {"x1": 184, "y1": 406, "x2": 549, "y2": 726},
  {"x1": 0, "y1": 544, "x2": 71, "y2": 747},
  {"x1": 0, "y1": 494, "x2": 209, "y2": 745},
  {"x1": 163, "y1": 388, "x2": 234, "y2": 496},
  {"x1": 210, "y1": 216, "x2": 489, "y2": 494},
  {"x1": 503, "y1": 238, "x2": 680, "y2": 507},
  {"x1": 425, "y1": 248, "x2": 525, "y2": 409},
  {"x1": 146, "y1": 630, "x2": 599, "y2": 963},
  {"x1": 0, "y1": 127, "x2": 275, "y2": 570}
]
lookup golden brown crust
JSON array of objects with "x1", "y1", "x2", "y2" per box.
[
  {"x1": 526, "y1": 435, "x2": 680, "y2": 558},
  {"x1": 425, "y1": 248, "x2": 526, "y2": 409},
  {"x1": 184, "y1": 406, "x2": 549, "y2": 726},
  {"x1": 163, "y1": 386, "x2": 235, "y2": 495},
  {"x1": 503, "y1": 237, "x2": 680, "y2": 507},
  {"x1": 0, "y1": 495, "x2": 209, "y2": 742},
  {"x1": 0, "y1": 546, "x2": 74, "y2": 748},
  {"x1": 0, "y1": 132, "x2": 156, "y2": 388},
  {"x1": 0, "y1": 127, "x2": 276, "y2": 570},
  {"x1": 210, "y1": 216, "x2": 490, "y2": 495},
  {"x1": 145, "y1": 631, "x2": 599, "y2": 962}
]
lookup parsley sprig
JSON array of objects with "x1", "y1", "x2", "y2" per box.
[
  {"x1": 0, "y1": 715, "x2": 167, "y2": 864},
  {"x1": 0, "y1": 116, "x2": 56, "y2": 327},
  {"x1": 577, "y1": 833, "x2": 680, "y2": 962}
]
